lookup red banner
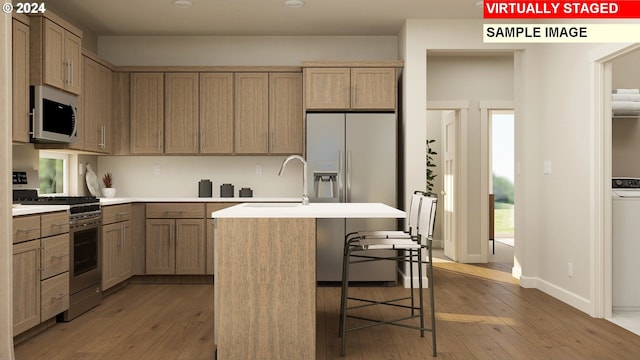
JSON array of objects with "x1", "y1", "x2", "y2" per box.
[{"x1": 483, "y1": 0, "x2": 640, "y2": 18}]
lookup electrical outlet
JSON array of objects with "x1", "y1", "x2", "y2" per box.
[
  {"x1": 153, "y1": 164, "x2": 161, "y2": 175},
  {"x1": 256, "y1": 164, "x2": 263, "y2": 175},
  {"x1": 544, "y1": 161, "x2": 552, "y2": 174},
  {"x1": 568, "y1": 262, "x2": 573, "y2": 277}
]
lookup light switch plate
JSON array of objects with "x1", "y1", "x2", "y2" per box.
[
  {"x1": 153, "y1": 164, "x2": 161, "y2": 175},
  {"x1": 256, "y1": 164, "x2": 263, "y2": 175},
  {"x1": 543, "y1": 161, "x2": 552, "y2": 174}
]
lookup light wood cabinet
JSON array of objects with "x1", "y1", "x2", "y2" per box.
[
  {"x1": 304, "y1": 67, "x2": 397, "y2": 110},
  {"x1": 81, "y1": 56, "x2": 113, "y2": 153},
  {"x1": 30, "y1": 16, "x2": 82, "y2": 95},
  {"x1": 12, "y1": 16, "x2": 30, "y2": 143},
  {"x1": 40, "y1": 234, "x2": 69, "y2": 280},
  {"x1": 102, "y1": 204, "x2": 133, "y2": 290},
  {"x1": 13, "y1": 215, "x2": 41, "y2": 244},
  {"x1": 13, "y1": 211, "x2": 70, "y2": 334},
  {"x1": 145, "y1": 203, "x2": 206, "y2": 275},
  {"x1": 269, "y1": 72, "x2": 303, "y2": 154},
  {"x1": 199, "y1": 73, "x2": 234, "y2": 154},
  {"x1": 13, "y1": 240, "x2": 41, "y2": 336},
  {"x1": 130, "y1": 73, "x2": 164, "y2": 154},
  {"x1": 165, "y1": 73, "x2": 199, "y2": 154},
  {"x1": 234, "y1": 72, "x2": 269, "y2": 154},
  {"x1": 206, "y1": 203, "x2": 237, "y2": 275}
]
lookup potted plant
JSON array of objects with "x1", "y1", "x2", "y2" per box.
[
  {"x1": 101, "y1": 172, "x2": 116, "y2": 198},
  {"x1": 426, "y1": 139, "x2": 438, "y2": 194}
]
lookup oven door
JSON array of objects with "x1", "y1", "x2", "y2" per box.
[{"x1": 69, "y1": 223, "x2": 101, "y2": 294}]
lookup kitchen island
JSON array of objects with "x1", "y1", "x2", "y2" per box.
[{"x1": 211, "y1": 203, "x2": 405, "y2": 360}]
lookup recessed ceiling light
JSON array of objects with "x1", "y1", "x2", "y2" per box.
[
  {"x1": 284, "y1": 0, "x2": 305, "y2": 8},
  {"x1": 174, "y1": 0, "x2": 192, "y2": 8}
]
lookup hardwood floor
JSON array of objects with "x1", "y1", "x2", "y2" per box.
[{"x1": 14, "y1": 260, "x2": 640, "y2": 359}]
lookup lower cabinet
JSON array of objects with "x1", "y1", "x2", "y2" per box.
[
  {"x1": 145, "y1": 203, "x2": 206, "y2": 275},
  {"x1": 13, "y1": 240, "x2": 41, "y2": 335},
  {"x1": 102, "y1": 204, "x2": 134, "y2": 291}
]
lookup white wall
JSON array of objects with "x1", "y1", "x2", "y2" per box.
[
  {"x1": 98, "y1": 36, "x2": 398, "y2": 66},
  {"x1": 401, "y1": 19, "x2": 607, "y2": 314}
]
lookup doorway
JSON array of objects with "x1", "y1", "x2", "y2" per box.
[{"x1": 489, "y1": 110, "x2": 515, "y2": 266}]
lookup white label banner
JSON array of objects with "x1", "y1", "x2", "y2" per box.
[{"x1": 483, "y1": 24, "x2": 640, "y2": 43}]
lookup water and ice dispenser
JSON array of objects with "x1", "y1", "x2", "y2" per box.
[{"x1": 313, "y1": 171, "x2": 338, "y2": 201}]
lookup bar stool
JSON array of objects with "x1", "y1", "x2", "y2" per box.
[{"x1": 339, "y1": 193, "x2": 438, "y2": 357}]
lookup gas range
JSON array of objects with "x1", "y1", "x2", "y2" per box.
[{"x1": 13, "y1": 190, "x2": 100, "y2": 214}]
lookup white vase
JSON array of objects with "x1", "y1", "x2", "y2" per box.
[{"x1": 102, "y1": 188, "x2": 116, "y2": 198}]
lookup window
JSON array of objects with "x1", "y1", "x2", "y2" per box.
[{"x1": 39, "y1": 151, "x2": 68, "y2": 195}]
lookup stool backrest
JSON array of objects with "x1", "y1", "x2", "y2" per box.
[
  {"x1": 408, "y1": 191, "x2": 426, "y2": 236},
  {"x1": 417, "y1": 195, "x2": 438, "y2": 245}
]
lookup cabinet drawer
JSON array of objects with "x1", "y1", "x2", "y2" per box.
[
  {"x1": 41, "y1": 211, "x2": 69, "y2": 237},
  {"x1": 41, "y1": 272, "x2": 69, "y2": 321},
  {"x1": 13, "y1": 215, "x2": 41, "y2": 243},
  {"x1": 206, "y1": 203, "x2": 237, "y2": 218},
  {"x1": 146, "y1": 203, "x2": 205, "y2": 219},
  {"x1": 103, "y1": 204, "x2": 132, "y2": 224},
  {"x1": 41, "y1": 234, "x2": 69, "y2": 280}
]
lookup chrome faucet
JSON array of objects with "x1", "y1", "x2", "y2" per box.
[{"x1": 278, "y1": 155, "x2": 309, "y2": 205}]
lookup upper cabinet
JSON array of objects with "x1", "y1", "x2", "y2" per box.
[
  {"x1": 234, "y1": 72, "x2": 269, "y2": 154},
  {"x1": 80, "y1": 54, "x2": 113, "y2": 154},
  {"x1": 165, "y1": 73, "x2": 199, "y2": 154},
  {"x1": 126, "y1": 68, "x2": 303, "y2": 156},
  {"x1": 303, "y1": 62, "x2": 401, "y2": 111},
  {"x1": 269, "y1": 72, "x2": 303, "y2": 154},
  {"x1": 130, "y1": 73, "x2": 164, "y2": 154},
  {"x1": 12, "y1": 15, "x2": 30, "y2": 143},
  {"x1": 199, "y1": 73, "x2": 234, "y2": 154},
  {"x1": 29, "y1": 14, "x2": 83, "y2": 95}
]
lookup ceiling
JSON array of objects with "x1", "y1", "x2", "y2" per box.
[{"x1": 44, "y1": 0, "x2": 484, "y2": 36}]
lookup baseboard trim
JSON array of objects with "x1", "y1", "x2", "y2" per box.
[
  {"x1": 397, "y1": 267, "x2": 429, "y2": 288},
  {"x1": 520, "y1": 275, "x2": 591, "y2": 314}
]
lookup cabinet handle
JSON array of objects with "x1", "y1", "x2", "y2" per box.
[
  {"x1": 52, "y1": 222, "x2": 69, "y2": 227},
  {"x1": 158, "y1": 130, "x2": 162, "y2": 152},
  {"x1": 121, "y1": 224, "x2": 125, "y2": 248},
  {"x1": 200, "y1": 132, "x2": 204, "y2": 152},
  {"x1": 99, "y1": 126, "x2": 105, "y2": 148},
  {"x1": 69, "y1": 60, "x2": 74, "y2": 86},
  {"x1": 51, "y1": 293, "x2": 66, "y2": 302},
  {"x1": 194, "y1": 131, "x2": 198, "y2": 151},
  {"x1": 51, "y1": 253, "x2": 66, "y2": 259},
  {"x1": 116, "y1": 212, "x2": 129, "y2": 216},
  {"x1": 17, "y1": 228, "x2": 39, "y2": 233}
]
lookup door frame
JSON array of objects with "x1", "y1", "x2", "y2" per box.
[{"x1": 427, "y1": 101, "x2": 468, "y2": 262}]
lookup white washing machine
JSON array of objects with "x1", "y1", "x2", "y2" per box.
[{"x1": 612, "y1": 178, "x2": 640, "y2": 310}]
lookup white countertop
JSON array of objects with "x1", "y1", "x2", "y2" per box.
[
  {"x1": 11, "y1": 204, "x2": 70, "y2": 216},
  {"x1": 12, "y1": 197, "x2": 302, "y2": 216},
  {"x1": 211, "y1": 202, "x2": 406, "y2": 219}
]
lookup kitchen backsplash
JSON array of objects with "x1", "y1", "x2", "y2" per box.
[{"x1": 97, "y1": 155, "x2": 303, "y2": 198}]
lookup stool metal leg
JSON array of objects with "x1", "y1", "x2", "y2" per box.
[
  {"x1": 428, "y1": 243, "x2": 437, "y2": 356},
  {"x1": 340, "y1": 246, "x2": 352, "y2": 357},
  {"x1": 418, "y1": 247, "x2": 425, "y2": 338}
]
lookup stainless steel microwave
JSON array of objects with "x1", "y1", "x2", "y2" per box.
[{"x1": 30, "y1": 85, "x2": 78, "y2": 144}]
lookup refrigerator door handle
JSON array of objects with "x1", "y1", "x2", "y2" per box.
[
  {"x1": 339, "y1": 149, "x2": 345, "y2": 202},
  {"x1": 346, "y1": 150, "x2": 352, "y2": 203}
]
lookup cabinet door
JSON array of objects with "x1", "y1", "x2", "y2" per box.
[
  {"x1": 199, "y1": 73, "x2": 234, "y2": 154},
  {"x1": 64, "y1": 31, "x2": 82, "y2": 95},
  {"x1": 130, "y1": 73, "x2": 164, "y2": 154},
  {"x1": 176, "y1": 219, "x2": 206, "y2": 274},
  {"x1": 101, "y1": 222, "x2": 121, "y2": 290},
  {"x1": 12, "y1": 19, "x2": 30, "y2": 143},
  {"x1": 41, "y1": 272, "x2": 69, "y2": 321},
  {"x1": 165, "y1": 73, "x2": 199, "y2": 154},
  {"x1": 13, "y1": 240, "x2": 41, "y2": 335},
  {"x1": 119, "y1": 221, "x2": 134, "y2": 281},
  {"x1": 350, "y1": 67, "x2": 396, "y2": 110},
  {"x1": 83, "y1": 57, "x2": 113, "y2": 153},
  {"x1": 304, "y1": 67, "x2": 350, "y2": 109},
  {"x1": 146, "y1": 219, "x2": 175, "y2": 274},
  {"x1": 42, "y1": 20, "x2": 65, "y2": 91},
  {"x1": 234, "y1": 72, "x2": 269, "y2": 154},
  {"x1": 269, "y1": 73, "x2": 303, "y2": 154}
]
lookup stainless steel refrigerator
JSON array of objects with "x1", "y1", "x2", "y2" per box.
[{"x1": 306, "y1": 113, "x2": 397, "y2": 283}]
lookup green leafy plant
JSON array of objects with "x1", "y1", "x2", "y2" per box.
[
  {"x1": 102, "y1": 172, "x2": 114, "y2": 188},
  {"x1": 426, "y1": 139, "x2": 438, "y2": 193}
]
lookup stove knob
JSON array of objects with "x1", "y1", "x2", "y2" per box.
[{"x1": 615, "y1": 179, "x2": 623, "y2": 187}]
